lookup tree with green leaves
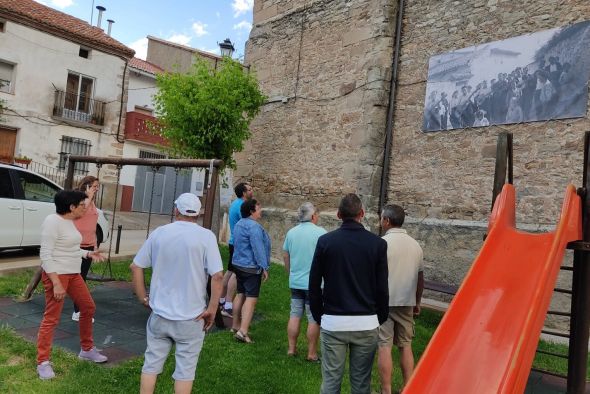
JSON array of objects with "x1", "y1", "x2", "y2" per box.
[{"x1": 153, "y1": 57, "x2": 266, "y2": 169}]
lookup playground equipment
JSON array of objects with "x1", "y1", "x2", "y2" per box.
[
  {"x1": 406, "y1": 132, "x2": 590, "y2": 393},
  {"x1": 22, "y1": 156, "x2": 223, "y2": 298}
]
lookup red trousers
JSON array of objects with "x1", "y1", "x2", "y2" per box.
[{"x1": 37, "y1": 272, "x2": 96, "y2": 363}]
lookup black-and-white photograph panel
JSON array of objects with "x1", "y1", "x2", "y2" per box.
[{"x1": 423, "y1": 20, "x2": 590, "y2": 132}]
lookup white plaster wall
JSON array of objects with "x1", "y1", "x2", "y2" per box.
[
  {"x1": 0, "y1": 21, "x2": 126, "y2": 171},
  {"x1": 120, "y1": 142, "x2": 140, "y2": 186},
  {"x1": 127, "y1": 72, "x2": 157, "y2": 112}
]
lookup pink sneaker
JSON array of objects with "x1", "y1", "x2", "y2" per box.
[
  {"x1": 78, "y1": 347, "x2": 108, "y2": 363},
  {"x1": 37, "y1": 361, "x2": 55, "y2": 380}
]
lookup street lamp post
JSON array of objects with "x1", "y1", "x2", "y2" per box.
[{"x1": 218, "y1": 38, "x2": 235, "y2": 58}]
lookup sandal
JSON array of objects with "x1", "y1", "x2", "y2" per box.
[
  {"x1": 306, "y1": 357, "x2": 321, "y2": 363},
  {"x1": 234, "y1": 330, "x2": 254, "y2": 344}
]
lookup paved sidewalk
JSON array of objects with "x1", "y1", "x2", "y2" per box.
[{"x1": 0, "y1": 211, "x2": 203, "y2": 275}]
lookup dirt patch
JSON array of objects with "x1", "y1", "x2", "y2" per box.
[{"x1": 6, "y1": 355, "x2": 24, "y2": 366}]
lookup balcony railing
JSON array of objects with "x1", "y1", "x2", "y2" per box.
[
  {"x1": 124, "y1": 111, "x2": 167, "y2": 145},
  {"x1": 53, "y1": 90, "x2": 106, "y2": 126}
]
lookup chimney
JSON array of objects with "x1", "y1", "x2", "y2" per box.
[
  {"x1": 96, "y1": 6, "x2": 106, "y2": 29},
  {"x1": 107, "y1": 19, "x2": 115, "y2": 36}
]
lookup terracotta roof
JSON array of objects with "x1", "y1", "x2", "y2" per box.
[
  {"x1": 129, "y1": 57, "x2": 164, "y2": 75},
  {"x1": 147, "y1": 35, "x2": 222, "y2": 61},
  {"x1": 0, "y1": 0, "x2": 134, "y2": 59}
]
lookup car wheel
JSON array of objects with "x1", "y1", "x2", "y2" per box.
[{"x1": 96, "y1": 225, "x2": 103, "y2": 248}]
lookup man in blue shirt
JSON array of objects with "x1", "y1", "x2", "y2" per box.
[
  {"x1": 283, "y1": 202, "x2": 327, "y2": 362},
  {"x1": 220, "y1": 183, "x2": 253, "y2": 317}
]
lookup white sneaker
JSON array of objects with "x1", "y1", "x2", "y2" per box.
[{"x1": 72, "y1": 312, "x2": 94, "y2": 323}]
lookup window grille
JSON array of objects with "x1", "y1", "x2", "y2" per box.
[
  {"x1": 139, "y1": 150, "x2": 166, "y2": 160},
  {"x1": 58, "y1": 136, "x2": 91, "y2": 174}
]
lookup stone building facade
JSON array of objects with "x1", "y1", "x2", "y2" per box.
[{"x1": 239, "y1": 0, "x2": 590, "y2": 329}]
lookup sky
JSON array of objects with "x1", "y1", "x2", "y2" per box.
[{"x1": 34, "y1": 0, "x2": 254, "y2": 60}]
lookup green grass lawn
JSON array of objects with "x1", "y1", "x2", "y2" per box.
[{"x1": 0, "y1": 245, "x2": 585, "y2": 393}]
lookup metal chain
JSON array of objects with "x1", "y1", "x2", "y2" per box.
[
  {"x1": 96, "y1": 163, "x2": 103, "y2": 209},
  {"x1": 146, "y1": 166, "x2": 159, "y2": 239},
  {"x1": 170, "y1": 167, "x2": 180, "y2": 223},
  {"x1": 104, "y1": 164, "x2": 122, "y2": 279}
]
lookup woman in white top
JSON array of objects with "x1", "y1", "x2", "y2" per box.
[{"x1": 36, "y1": 190, "x2": 107, "y2": 380}]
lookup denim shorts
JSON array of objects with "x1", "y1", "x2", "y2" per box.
[
  {"x1": 290, "y1": 289, "x2": 316, "y2": 324},
  {"x1": 142, "y1": 313, "x2": 205, "y2": 381},
  {"x1": 234, "y1": 267, "x2": 262, "y2": 297}
]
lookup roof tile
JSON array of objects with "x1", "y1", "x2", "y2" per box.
[
  {"x1": 0, "y1": 0, "x2": 134, "y2": 59},
  {"x1": 129, "y1": 57, "x2": 164, "y2": 75}
]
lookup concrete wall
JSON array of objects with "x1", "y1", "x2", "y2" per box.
[
  {"x1": 240, "y1": 0, "x2": 590, "y2": 329},
  {"x1": 127, "y1": 71, "x2": 157, "y2": 113},
  {"x1": 0, "y1": 20, "x2": 129, "y2": 209},
  {"x1": 146, "y1": 38, "x2": 219, "y2": 74}
]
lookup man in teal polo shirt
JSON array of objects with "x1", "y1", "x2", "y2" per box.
[{"x1": 283, "y1": 202, "x2": 327, "y2": 361}]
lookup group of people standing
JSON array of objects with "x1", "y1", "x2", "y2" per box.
[
  {"x1": 35, "y1": 178, "x2": 425, "y2": 394},
  {"x1": 424, "y1": 55, "x2": 573, "y2": 131},
  {"x1": 305, "y1": 194, "x2": 424, "y2": 394}
]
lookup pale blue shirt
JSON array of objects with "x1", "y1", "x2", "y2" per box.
[{"x1": 283, "y1": 222, "x2": 327, "y2": 289}]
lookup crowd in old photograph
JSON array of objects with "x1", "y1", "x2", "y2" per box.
[{"x1": 424, "y1": 56, "x2": 576, "y2": 131}]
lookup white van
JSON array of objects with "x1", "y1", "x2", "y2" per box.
[{"x1": 0, "y1": 163, "x2": 110, "y2": 250}]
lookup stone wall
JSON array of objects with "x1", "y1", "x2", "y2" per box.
[
  {"x1": 241, "y1": 0, "x2": 590, "y2": 330},
  {"x1": 237, "y1": 0, "x2": 397, "y2": 213}
]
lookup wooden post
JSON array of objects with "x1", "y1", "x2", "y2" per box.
[
  {"x1": 21, "y1": 267, "x2": 42, "y2": 301},
  {"x1": 202, "y1": 166, "x2": 219, "y2": 230},
  {"x1": 491, "y1": 132, "x2": 511, "y2": 210},
  {"x1": 567, "y1": 131, "x2": 590, "y2": 393},
  {"x1": 64, "y1": 156, "x2": 76, "y2": 190}
]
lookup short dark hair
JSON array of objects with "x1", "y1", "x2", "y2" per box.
[
  {"x1": 234, "y1": 182, "x2": 250, "y2": 198},
  {"x1": 338, "y1": 193, "x2": 363, "y2": 220},
  {"x1": 381, "y1": 204, "x2": 405, "y2": 227},
  {"x1": 241, "y1": 198, "x2": 258, "y2": 218},
  {"x1": 54, "y1": 190, "x2": 87, "y2": 214}
]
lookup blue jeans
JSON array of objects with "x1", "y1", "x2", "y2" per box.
[{"x1": 320, "y1": 328, "x2": 378, "y2": 394}]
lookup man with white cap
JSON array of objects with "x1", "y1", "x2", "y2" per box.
[{"x1": 130, "y1": 193, "x2": 224, "y2": 394}]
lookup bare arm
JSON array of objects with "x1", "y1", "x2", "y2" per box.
[
  {"x1": 130, "y1": 263, "x2": 150, "y2": 308},
  {"x1": 414, "y1": 271, "x2": 424, "y2": 316},
  {"x1": 283, "y1": 251, "x2": 290, "y2": 273}
]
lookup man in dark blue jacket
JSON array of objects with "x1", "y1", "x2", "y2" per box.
[{"x1": 309, "y1": 193, "x2": 389, "y2": 394}]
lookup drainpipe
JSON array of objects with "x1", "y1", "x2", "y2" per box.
[
  {"x1": 115, "y1": 59, "x2": 128, "y2": 143},
  {"x1": 378, "y1": 0, "x2": 405, "y2": 214}
]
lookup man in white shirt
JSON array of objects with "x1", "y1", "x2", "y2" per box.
[
  {"x1": 378, "y1": 204, "x2": 424, "y2": 393},
  {"x1": 130, "y1": 193, "x2": 223, "y2": 394}
]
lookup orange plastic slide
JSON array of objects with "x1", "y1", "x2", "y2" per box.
[{"x1": 404, "y1": 184, "x2": 582, "y2": 393}]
